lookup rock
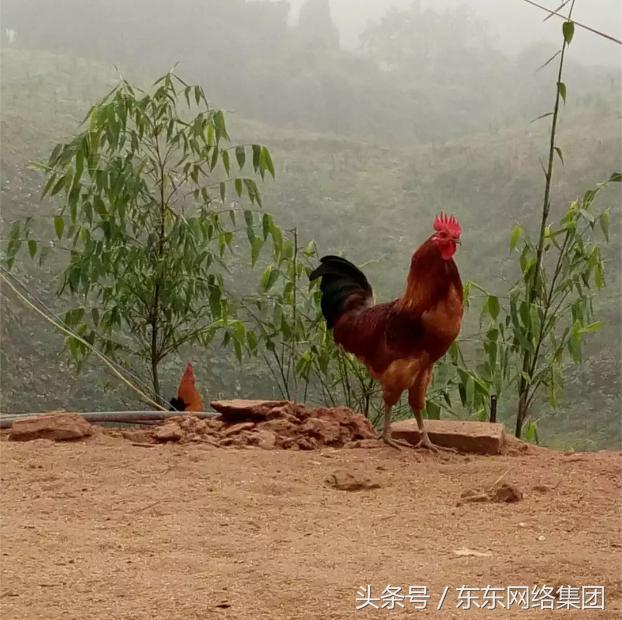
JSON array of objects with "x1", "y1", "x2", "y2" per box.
[
  {"x1": 206, "y1": 418, "x2": 224, "y2": 431},
  {"x1": 258, "y1": 418, "x2": 297, "y2": 435},
  {"x1": 210, "y1": 399, "x2": 292, "y2": 422},
  {"x1": 297, "y1": 437, "x2": 318, "y2": 450},
  {"x1": 391, "y1": 419, "x2": 506, "y2": 455},
  {"x1": 182, "y1": 432, "x2": 203, "y2": 443},
  {"x1": 255, "y1": 429, "x2": 276, "y2": 450},
  {"x1": 222, "y1": 422, "x2": 255, "y2": 437},
  {"x1": 177, "y1": 415, "x2": 208, "y2": 434},
  {"x1": 219, "y1": 431, "x2": 254, "y2": 447},
  {"x1": 9, "y1": 413, "x2": 93, "y2": 442},
  {"x1": 325, "y1": 470, "x2": 382, "y2": 492},
  {"x1": 154, "y1": 422, "x2": 183, "y2": 442}
]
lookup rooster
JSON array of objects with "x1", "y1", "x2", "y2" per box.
[
  {"x1": 309, "y1": 213, "x2": 463, "y2": 450},
  {"x1": 169, "y1": 362, "x2": 204, "y2": 412}
]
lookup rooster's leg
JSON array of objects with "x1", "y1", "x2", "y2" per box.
[
  {"x1": 409, "y1": 373, "x2": 455, "y2": 452},
  {"x1": 412, "y1": 409, "x2": 438, "y2": 451},
  {"x1": 381, "y1": 403, "x2": 413, "y2": 450},
  {"x1": 412, "y1": 409, "x2": 455, "y2": 453}
]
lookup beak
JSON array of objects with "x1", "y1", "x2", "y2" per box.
[{"x1": 455, "y1": 239, "x2": 462, "y2": 245}]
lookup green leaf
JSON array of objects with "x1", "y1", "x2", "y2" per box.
[
  {"x1": 530, "y1": 112, "x2": 553, "y2": 124},
  {"x1": 259, "y1": 265, "x2": 279, "y2": 291},
  {"x1": 210, "y1": 146, "x2": 219, "y2": 170},
  {"x1": 234, "y1": 178, "x2": 243, "y2": 197},
  {"x1": 487, "y1": 296, "x2": 500, "y2": 320},
  {"x1": 235, "y1": 146, "x2": 246, "y2": 169},
  {"x1": 221, "y1": 149, "x2": 230, "y2": 176},
  {"x1": 49, "y1": 175, "x2": 66, "y2": 197},
  {"x1": 554, "y1": 146, "x2": 564, "y2": 165},
  {"x1": 213, "y1": 110, "x2": 227, "y2": 142},
  {"x1": 244, "y1": 210, "x2": 253, "y2": 228},
  {"x1": 262, "y1": 147, "x2": 275, "y2": 178},
  {"x1": 54, "y1": 215, "x2": 65, "y2": 239},
  {"x1": 304, "y1": 240, "x2": 316, "y2": 256},
  {"x1": 509, "y1": 225, "x2": 524, "y2": 252},
  {"x1": 247, "y1": 330, "x2": 257, "y2": 352},
  {"x1": 28, "y1": 239, "x2": 37, "y2": 258},
  {"x1": 525, "y1": 420, "x2": 539, "y2": 444},
  {"x1": 251, "y1": 237, "x2": 264, "y2": 266},
  {"x1": 562, "y1": 20, "x2": 574, "y2": 45},
  {"x1": 252, "y1": 144, "x2": 261, "y2": 170},
  {"x1": 608, "y1": 172, "x2": 621, "y2": 183},
  {"x1": 557, "y1": 81, "x2": 566, "y2": 103},
  {"x1": 578, "y1": 208, "x2": 594, "y2": 224},
  {"x1": 219, "y1": 182, "x2": 226, "y2": 202},
  {"x1": 244, "y1": 178, "x2": 262, "y2": 207},
  {"x1": 93, "y1": 196, "x2": 107, "y2": 217},
  {"x1": 578, "y1": 321, "x2": 603, "y2": 335},
  {"x1": 536, "y1": 50, "x2": 561, "y2": 72},
  {"x1": 262, "y1": 213, "x2": 273, "y2": 240},
  {"x1": 599, "y1": 211, "x2": 609, "y2": 241}
]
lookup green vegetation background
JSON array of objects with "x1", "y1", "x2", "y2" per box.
[{"x1": 1, "y1": 0, "x2": 620, "y2": 450}]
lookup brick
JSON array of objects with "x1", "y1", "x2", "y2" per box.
[{"x1": 390, "y1": 419, "x2": 506, "y2": 454}]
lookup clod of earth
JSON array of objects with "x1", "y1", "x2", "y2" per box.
[
  {"x1": 153, "y1": 422, "x2": 183, "y2": 442},
  {"x1": 325, "y1": 470, "x2": 382, "y2": 492},
  {"x1": 458, "y1": 481, "x2": 523, "y2": 505}
]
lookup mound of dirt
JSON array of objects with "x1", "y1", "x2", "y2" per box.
[{"x1": 120, "y1": 400, "x2": 378, "y2": 450}]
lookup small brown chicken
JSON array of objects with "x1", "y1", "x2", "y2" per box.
[
  {"x1": 309, "y1": 212, "x2": 464, "y2": 450},
  {"x1": 169, "y1": 362, "x2": 204, "y2": 412}
]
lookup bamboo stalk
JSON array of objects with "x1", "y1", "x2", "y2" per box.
[{"x1": 0, "y1": 410, "x2": 217, "y2": 429}]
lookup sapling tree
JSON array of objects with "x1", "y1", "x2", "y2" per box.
[
  {"x1": 444, "y1": 7, "x2": 620, "y2": 438},
  {"x1": 6, "y1": 72, "x2": 276, "y2": 399}
]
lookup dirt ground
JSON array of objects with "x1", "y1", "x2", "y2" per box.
[{"x1": 1, "y1": 434, "x2": 620, "y2": 619}]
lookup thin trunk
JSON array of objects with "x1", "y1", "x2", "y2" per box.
[
  {"x1": 150, "y1": 283, "x2": 161, "y2": 398},
  {"x1": 149, "y1": 137, "x2": 167, "y2": 400}
]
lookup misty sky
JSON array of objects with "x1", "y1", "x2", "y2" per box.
[{"x1": 289, "y1": 0, "x2": 622, "y2": 67}]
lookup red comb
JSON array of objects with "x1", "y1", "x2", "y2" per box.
[
  {"x1": 184, "y1": 362, "x2": 194, "y2": 376},
  {"x1": 433, "y1": 212, "x2": 462, "y2": 237}
]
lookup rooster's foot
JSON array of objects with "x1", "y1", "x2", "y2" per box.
[
  {"x1": 413, "y1": 435, "x2": 456, "y2": 453},
  {"x1": 381, "y1": 435, "x2": 414, "y2": 450}
]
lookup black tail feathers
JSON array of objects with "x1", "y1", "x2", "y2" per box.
[
  {"x1": 169, "y1": 397, "x2": 187, "y2": 412},
  {"x1": 309, "y1": 255, "x2": 373, "y2": 328}
]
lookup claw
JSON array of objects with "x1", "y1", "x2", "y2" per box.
[
  {"x1": 414, "y1": 435, "x2": 456, "y2": 453},
  {"x1": 382, "y1": 436, "x2": 414, "y2": 450},
  {"x1": 378, "y1": 430, "x2": 415, "y2": 450}
]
